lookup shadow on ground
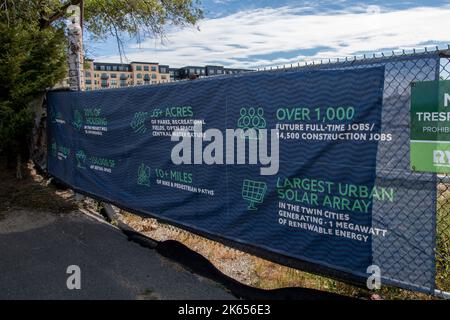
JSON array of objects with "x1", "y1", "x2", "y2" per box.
[
  {"x1": 125, "y1": 230, "x2": 354, "y2": 300},
  {"x1": 0, "y1": 160, "x2": 353, "y2": 300}
]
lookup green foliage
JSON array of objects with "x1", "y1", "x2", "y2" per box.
[
  {"x1": 84, "y1": 0, "x2": 203, "y2": 40},
  {"x1": 0, "y1": 0, "x2": 203, "y2": 160},
  {"x1": 0, "y1": 20, "x2": 67, "y2": 158},
  {"x1": 3, "y1": 0, "x2": 203, "y2": 40}
]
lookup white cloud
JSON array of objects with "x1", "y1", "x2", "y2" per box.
[{"x1": 95, "y1": 5, "x2": 450, "y2": 68}]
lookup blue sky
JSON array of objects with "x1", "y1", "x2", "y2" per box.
[{"x1": 86, "y1": 0, "x2": 450, "y2": 68}]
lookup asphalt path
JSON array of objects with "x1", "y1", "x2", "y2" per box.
[{"x1": 0, "y1": 209, "x2": 235, "y2": 300}]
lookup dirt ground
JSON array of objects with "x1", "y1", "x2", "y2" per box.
[{"x1": 0, "y1": 162, "x2": 77, "y2": 215}]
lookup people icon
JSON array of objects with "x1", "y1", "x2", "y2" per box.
[
  {"x1": 237, "y1": 107, "x2": 267, "y2": 140},
  {"x1": 256, "y1": 107, "x2": 266, "y2": 129},
  {"x1": 238, "y1": 107, "x2": 250, "y2": 129},
  {"x1": 237, "y1": 107, "x2": 266, "y2": 130}
]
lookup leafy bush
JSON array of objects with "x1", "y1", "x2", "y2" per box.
[{"x1": 0, "y1": 21, "x2": 66, "y2": 165}]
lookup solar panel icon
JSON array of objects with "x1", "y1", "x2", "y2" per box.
[{"x1": 242, "y1": 179, "x2": 267, "y2": 210}]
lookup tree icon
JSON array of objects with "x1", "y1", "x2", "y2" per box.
[
  {"x1": 137, "y1": 163, "x2": 151, "y2": 187},
  {"x1": 130, "y1": 112, "x2": 148, "y2": 134},
  {"x1": 76, "y1": 150, "x2": 87, "y2": 169},
  {"x1": 73, "y1": 110, "x2": 83, "y2": 131}
]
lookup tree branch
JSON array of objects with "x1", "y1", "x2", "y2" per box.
[{"x1": 40, "y1": 0, "x2": 82, "y2": 29}]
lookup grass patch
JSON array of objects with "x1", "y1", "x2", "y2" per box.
[
  {"x1": 436, "y1": 184, "x2": 450, "y2": 292},
  {"x1": 137, "y1": 288, "x2": 159, "y2": 300}
]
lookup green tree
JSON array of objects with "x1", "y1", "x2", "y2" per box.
[
  {"x1": 2, "y1": 0, "x2": 202, "y2": 35},
  {"x1": 0, "y1": 0, "x2": 203, "y2": 177},
  {"x1": 0, "y1": 20, "x2": 67, "y2": 177},
  {"x1": 16, "y1": 0, "x2": 203, "y2": 55}
]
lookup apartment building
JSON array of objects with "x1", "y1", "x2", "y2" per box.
[
  {"x1": 84, "y1": 59, "x2": 171, "y2": 90},
  {"x1": 175, "y1": 65, "x2": 251, "y2": 80},
  {"x1": 83, "y1": 59, "x2": 251, "y2": 90}
]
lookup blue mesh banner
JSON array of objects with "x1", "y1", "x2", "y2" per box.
[{"x1": 47, "y1": 64, "x2": 437, "y2": 293}]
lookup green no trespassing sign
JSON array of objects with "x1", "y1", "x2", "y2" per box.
[{"x1": 411, "y1": 80, "x2": 450, "y2": 173}]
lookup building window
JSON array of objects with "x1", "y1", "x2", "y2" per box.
[
  {"x1": 136, "y1": 65, "x2": 142, "y2": 71},
  {"x1": 161, "y1": 75, "x2": 166, "y2": 80},
  {"x1": 120, "y1": 80, "x2": 127, "y2": 87},
  {"x1": 85, "y1": 80, "x2": 92, "y2": 85},
  {"x1": 144, "y1": 66, "x2": 149, "y2": 71},
  {"x1": 111, "y1": 73, "x2": 117, "y2": 78},
  {"x1": 151, "y1": 66, "x2": 157, "y2": 72},
  {"x1": 101, "y1": 80, "x2": 108, "y2": 87},
  {"x1": 111, "y1": 80, "x2": 117, "y2": 87},
  {"x1": 151, "y1": 74, "x2": 157, "y2": 79},
  {"x1": 85, "y1": 71, "x2": 91, "y2": 78},
  {"x1": 137, "y1": 73, "x2": 142, "y2": 79},
  {"x1": 160, "y1": 67, "x2": 167, "y2": 73}
]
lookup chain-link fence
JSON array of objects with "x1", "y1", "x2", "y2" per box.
[
  {"x1": 179, "y1": 46, "x2": 450, "y2": 298},
  {"x1": 285, "y1": 47, "x2": 450, "y2": 298},
  {"x1": 207, "y1": 46, "x2": 449, "y2": 298},
  {"x1": 436, "y1": 52, "x2": 450, "y2": 298},
  {"x1": 64, "y1": 46, "x2": 450, "y2": 299}
]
